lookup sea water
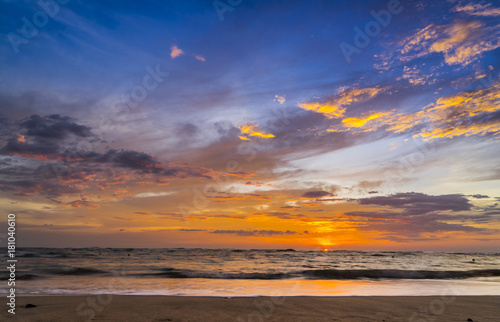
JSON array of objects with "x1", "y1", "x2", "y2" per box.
[{"x1": 1, "y1": 248, "x2": 499, "y2": 296}]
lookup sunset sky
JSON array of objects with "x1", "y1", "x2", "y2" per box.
[{"x1": 0, "y1": 0, "x2": 499, "y2": 251}]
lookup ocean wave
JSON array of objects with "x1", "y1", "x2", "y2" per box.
[
  {"x1": 301, "y1": 269, "x2": 500, "y2": 279},
  {"x1": 135, "y1": 268, "x2": 500, "y2": 280},
  {"x1": 139, "y1": 269, "x2": 288, "y2": 279},
  {"x1": 51, "y1": 267, "x2": 108, "y2": 275}
]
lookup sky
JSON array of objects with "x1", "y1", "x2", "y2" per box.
[{"x1": 0, "y1": 0, "x2": 499, "y2": 251}]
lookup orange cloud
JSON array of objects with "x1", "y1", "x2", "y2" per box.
[
  {"x1": 327, "y1": 81, "x2": 500, "y2": 140},
  {"x1": 342, "y1": 111, "x2": 390, "y2": 128},
  {"x1": 396, "y1": 21, "x2": 499, "y2": 66},
  {"x1": 239, "y1": 124, "x2": 275, "y2": 140},
  {"x1": 170, "y1": 45, "x2": 184, "y2": 59},
  {"x1": 298, "y1": 87, "x2": 388, "y2": 119}
]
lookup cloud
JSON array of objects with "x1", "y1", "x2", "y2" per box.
[
  {"x1": 0, "y1": 114, "x2": 93, "y2": 160},
  {"x1": 20, "y1": 114, "x2": 92, "y2": 140},
  {"x1": 238, "y1": 123, "x2": 275, "y2": 140},
  {"x1": 470, "y1": 194, "x2": 490, "y2": 199},
  {"x1": 453, "y1": 2, "x2": 500, "y2": 16},
  {"x1": 69, "y1": 199, "x2": 100, "y2": 209},
  {"x1": 194, "y1": 55, "x2": 206, "y2": 62},
  {"x1": 355, "y1": 192, "x2": 473, "y2": 214},
  {"x1": 342, "y1": 111, "x2": 391, "y2": 128},
  {"x1": 325, "y1": 80, "x2": 500, "y2": 140},
  {"x1": 381, "y1": 20, "x2": 500, "y2": 67},
  {"x1": 399, "y1": 66, "x2": 437, "y2": 86},
  {"x1": 170, "y1": 45, "x2": 184, "y2": 59},
  {"x1": 0, "y1": 115, "x2": 220, "y2": 200},
  {"x1": 210, "y1": 229, "x2": 297, "y2": 236},
  {"x1": 301, "y1": 190, "x2": 334, "y2": 198},
  {"x1": 344, "y1": 193, "x2": 495, "y2": 238},
  {"x1": 274, "y1": 95, "x2": 286, "y2": 104},
  {"x1": 298, "y1": 87, "x2": 388, "y2": 119},
  {"x1": 133, "y1": 191, "x2": 175, "y2": 198},
  {"x1": 206, "y1": 192, "x2": 271, "y2": 201}
]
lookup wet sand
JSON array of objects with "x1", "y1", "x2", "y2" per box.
[{"x1": 3, "y1": 295, "x2": 499, "y2": 321}]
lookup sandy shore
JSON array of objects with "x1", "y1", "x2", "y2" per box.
[{"x1": 3, "y1": 295, "x2": 499, "y2": 321}]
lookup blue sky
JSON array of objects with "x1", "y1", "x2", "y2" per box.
[{"x1": 0, "y1": 0, "x2": 499, "y2": 250}]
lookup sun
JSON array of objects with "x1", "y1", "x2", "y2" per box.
[{"x1": 324, "y1": 248, "x2": 328, "y2": 252}]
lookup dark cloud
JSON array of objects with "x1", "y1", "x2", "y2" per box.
[
  {"x1": 470, "y1": 194, "x2": 490, "y2": 199},
  {"x1": 356, "y1": 192, "x2": 472, "y2": 214},
  {"x1": 0, "y1": 115, "x2": 216, "y2": 200},
  {"x1": 302, "y1": 190, "x2": 333, "y2": 198},
  {"x1": 20, "y1": 114, "x2": 92, "y2": 140},
  {"x1": 0, "y1": 114, "x2": 94, "y2": 160},
  {"x1": 344, "y1": 193, "x2": 496, "y2": 239},
  {"x1": 210, "y1": 229, "x2": 297, "y2": 236},
  {"x1": 0, "y1": 177, "x2": 80, "y2": 197},
  {"x1": 86, "y1": 149, "x2": 158, "y2": 171}
]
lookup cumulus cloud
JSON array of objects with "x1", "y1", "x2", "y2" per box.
[
  {"x1": 170, "y1": 44, "x2": 184, "y2": 59},
  {"x1": 274, "y1": 95, "x2": 286, "y2": 104}
]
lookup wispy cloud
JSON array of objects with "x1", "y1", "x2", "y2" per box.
[
  {"x1": 298, "y1": 87, "x2": 388, "y2": 119},
  {"x1": 453, "y1": 2, "x2": 500, "y2": 16},
  {"x1": 239, "y1": 123, "x2": 275, "y2": 140},
  {"x1": 194, "y1": 55, "x2": 206, "y2": 62},
  {"x1": 133, "y1": 191, "x2": 175, "y2": 198},
  {"x1": 378, "y1": 20, "x2": 500, "y2": 67},
  {"x1": 210, "y1": 229, "x2": 297, "y2": 236},
  {"x1": 325, "y1": 80, "x2": 500, "y2": 140}
]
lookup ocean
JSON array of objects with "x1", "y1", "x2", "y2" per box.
[{"x1": 2, "y1": 248, "x2": 500, "y2": 296}]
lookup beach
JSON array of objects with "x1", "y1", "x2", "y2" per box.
[{"x1": 4, "y1": 295, "x2": 500, "y2": 321}]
